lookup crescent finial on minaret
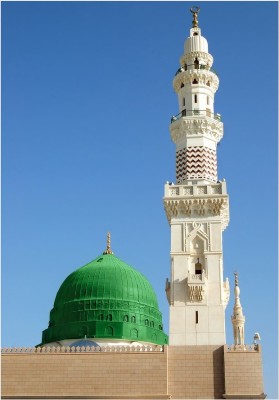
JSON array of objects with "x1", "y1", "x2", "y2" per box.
[
  {"x1": 234, "y1": 271, "x2": 239, "y2": 286},
  {"x1": 190, "y1": 6, "x2": 200, "y2": 28},
  {"x1": 103, "y1": 232, "x2": 113, "y2": 254}
]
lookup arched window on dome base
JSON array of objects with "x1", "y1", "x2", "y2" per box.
[{"x1": 105, "y1": 326, "x2": 113, "y2": 337}]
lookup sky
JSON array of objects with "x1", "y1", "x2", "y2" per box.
[{"x1": 1, "y1": 1, "x2": 278, "y2": 398}]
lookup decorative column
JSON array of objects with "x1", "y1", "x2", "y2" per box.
[{"x1": 164, "y1": 7, "x2": 230, "y2": 346}]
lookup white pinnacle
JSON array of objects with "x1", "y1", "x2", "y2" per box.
[{"x1": 231, "y1": 272, "x2": 246, "y2": 345}]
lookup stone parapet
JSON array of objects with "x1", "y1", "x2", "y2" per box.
[
  {"x1": 164, "y1": 181, "x2": 227, "y2": 197},
  {"x1": 1, "y1": 344, "x2": 164, "y2": 354}
]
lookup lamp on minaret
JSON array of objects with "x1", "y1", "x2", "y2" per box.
[{"x1": 231, "y1": 272, "x2": 246, "y2": 345}]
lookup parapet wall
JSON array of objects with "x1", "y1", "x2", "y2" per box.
[
  {"x1": 1, "y1": 345, "x2": 168, "y2": 399},
  {"x1": 1, "y1": 344, "x2": 265, "y2": 399}
]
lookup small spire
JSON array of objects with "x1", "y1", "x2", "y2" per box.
[
  {"x1": 231, "y1": 271, "x2": 245, "y2": 345},
  {"x1": 190, "y1": 6, "x2": 200, "y2": 28},
  {"x1": 103, "y1": 232, "x2": 114, "y2": 255}
]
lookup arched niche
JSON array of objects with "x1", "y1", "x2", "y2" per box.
[{"x1": 188, "y1": 233, "x2": 208, "y2": 275}]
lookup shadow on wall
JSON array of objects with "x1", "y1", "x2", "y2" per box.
[{"x1": 213, "y1": 346, "x2": 225, "y2": 399}]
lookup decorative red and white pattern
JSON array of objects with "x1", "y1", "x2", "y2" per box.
[{"x1": 176, "y1": 146, "x2": 217, "y2": 182}]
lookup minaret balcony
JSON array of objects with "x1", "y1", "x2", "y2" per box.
[
  {"x1": 187, "y1": 271, "x2": 207, "y2": 303},
  {"x1": 175, "y1": 64, "x2": 218, "y2": 77},
  {"x1": 169, "y1": 112, "x2": 224, "y2": 144},
  {"x1": 163, "y1": 181, "x2": 230, "y2": 231},
  {"x1": 171, "y1": 109, "x2": 221, "y2": 124},
  {"x1": 173, "y1": 66, "x2": 219, "y2": 93}
]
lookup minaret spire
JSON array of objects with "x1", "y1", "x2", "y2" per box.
[
  {"x1": 231, "y1": 272, "x2": 245, "y2": 345},
  {"x1": 190, "y1": 6, "x2": 200, "y2": 28}
]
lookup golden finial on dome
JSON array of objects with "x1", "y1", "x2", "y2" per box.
[
  {"x1": 103, "y1": 232, "x2": 113, "y2": 255},
  {"x1": 190, "y1": 6, "x2": 200, "y2": 28}
]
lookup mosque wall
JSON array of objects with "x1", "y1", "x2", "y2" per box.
[
  {"x1": 1, "y1": 345, "x2": 265, "y2": 399},
  {"x1": 223, "y1": 344, "x2": 265, "y2": 399},
  {"x1": 168, "y1": 345, "x2": 225, "y2": 399},
  {"x1": 1, "y1": 346, "x2": 168, "y2": 399}
]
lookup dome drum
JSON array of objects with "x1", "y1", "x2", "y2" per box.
[{"x1": 42, "y1": 320, "x2": 167, "y2": 345}]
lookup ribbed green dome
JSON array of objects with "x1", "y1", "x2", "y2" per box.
[{"x1": 41, "y1": 253, "x2": 168, "y2": 345}]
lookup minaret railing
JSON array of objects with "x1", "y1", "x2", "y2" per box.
[
  {"x1": 171, "y1": 109, "x2": 221, "y2": 123},
  {"x1": 175, "y1": 64, "x2": 218, "y2": 76}
]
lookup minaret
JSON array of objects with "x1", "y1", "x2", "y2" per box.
[
  {"x1": 231, "y1": 272, "x2": 245, "y2": 345},
  {"x1": 164, "y1": 7, "x2": 230, "y2": 345}
]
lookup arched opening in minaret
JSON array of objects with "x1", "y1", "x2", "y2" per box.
[
  {"x1": 189, "y1": 234, "x2": 208, "y2": 277},
  {"x1": 206, "y1": 81, "x2": 211, "y2": 87},
  {"x1": 194, "y1": 57, "x2": 199, "y2": 69},
  {"x1": 180, "y1": 83, "x2": 184, "y2": 88},
  {"x1": 195, "y1": 258, "x2": 202, "y2": 274},
  {"x1": 192, "y1": 79, "x2": 198, "y2": 84}
]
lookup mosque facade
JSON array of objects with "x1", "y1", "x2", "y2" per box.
[{"x1": 2, "y1": 7, "x2": 266, "y2": 400}]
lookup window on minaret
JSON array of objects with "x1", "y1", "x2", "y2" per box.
[
  {"x1": 182, "y1": 97, "x2": 185, "y2": 107},
  {"x1": 192, "y1": 79, "x2": 198, "y2": 84},
  {"x1": 194, "y1": 57, "x2": 199, "y2": 69},
  {"x1": 195, "y1": 258, "x2": 202, "y2": 274},
  {"x1": 194, "y1": 94, "x2": 197, "y2": 103},
  {"x1": 195, "y1": 311, "x2": 199, "y2": 324}
]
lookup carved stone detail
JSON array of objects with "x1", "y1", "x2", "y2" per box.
[
  {"x1": 170, "y1": 117, "x2": 223, "y2": 144},
  {"x1": 189, "y1": 285, "x2": 205, "y2": 302},
  {"x1": 164, "y1": 196, "x2": 229, "y2": 231},
  {"x1": 173, "y1": 69, "x2": 219, "y2": 93},
  {"x1": 180, "y1": 51, "x2": 213, "y2": 69}
]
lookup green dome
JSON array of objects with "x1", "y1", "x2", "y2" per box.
[{"x1": 41, "y1": 253, "x2": 168, "y2": 345}]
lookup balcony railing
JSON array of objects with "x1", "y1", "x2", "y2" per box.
[
  {"x1": 175, "y1": 64, "x2": 218, "y2": 77},
  {"x1": 170, "y1": 109, "x2": 221, "y2": 123}
]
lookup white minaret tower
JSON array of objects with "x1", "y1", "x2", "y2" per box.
[
  {"x1": 231, "y1": 272, "x2": 245, "y2": 345},
  {"x1": 164, "y1": 7, "x2": 230, "y2": 345}
]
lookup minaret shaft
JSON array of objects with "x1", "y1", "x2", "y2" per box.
[{"x1": 164, "y1": 9, "x2": 230, "y2": 346}]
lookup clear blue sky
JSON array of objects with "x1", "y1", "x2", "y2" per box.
[{"x1": 2, "y1": 1, "x2": 278, "y2": 398}]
